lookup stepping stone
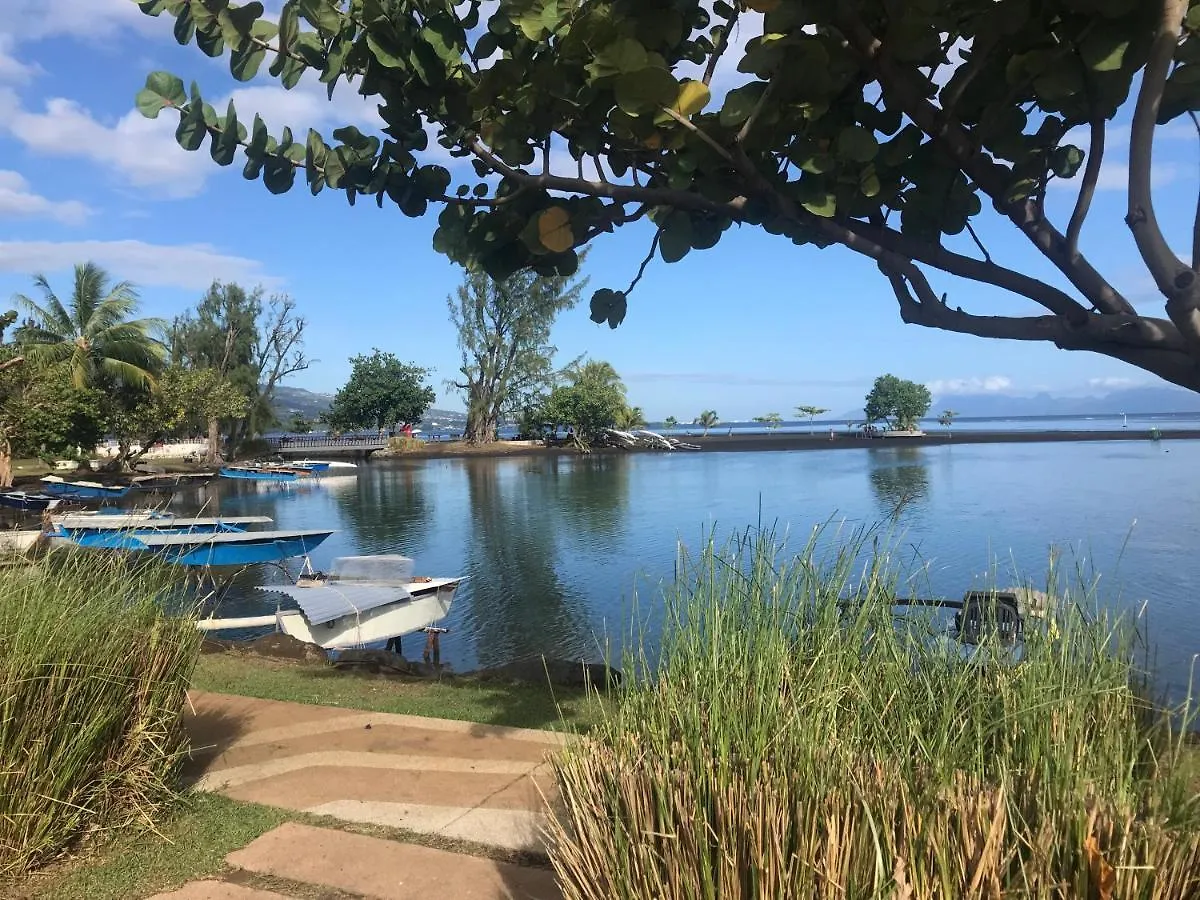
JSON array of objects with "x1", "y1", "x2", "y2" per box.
[
  {"x1": 226, "y1": 822, "x2": 560, "y2": 899},
  {"x1": 146, "y1": 881, "x2": 296, "y2": 899},
  {"x1": 304, "y1": 799, "x2": 549, "y2": 852}
]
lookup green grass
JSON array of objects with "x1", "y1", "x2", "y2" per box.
[
  {"x1": 193, "y1": 652, "x2": 610, "y2": 732},
  {"x1": 4, "y1": 794, "x2": 291, "y2": 900},
  {"x1": 548, "y1": 527, "x2": 1200, "y2": 899},
  {"x1": 0, "y1": 552, "x2": 203, "y2": 878}
]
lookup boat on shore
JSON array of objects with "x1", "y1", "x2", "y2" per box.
[
  {"x1": 51, "y1": 511, "x2": 274, "y2": 535},
  {"x1": 197, "y1": 555, "x2": 463, "y2": 649},
  {"x1": 292, "y1": 459, "x2": 357, "y2": 470}
]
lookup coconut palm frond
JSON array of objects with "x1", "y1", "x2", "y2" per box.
[
  {"x1": 19, "y1": 342, "x2": 74, "y2": 367},
  {"x1": 97, "y1": 356, "x2": 157, "y2": 390},
  {"x1": 14, "y1": 290, "x2": 73, "y2": 337},
  {"x1": 70, "y1": 262, "x2": 114, "y2": 330},
  {"x1": 85, "y1": 289, "x2": 143, "y2": 336},
  {"x1": 12, "y1": 324, "x2": 68, "y2": 348}
]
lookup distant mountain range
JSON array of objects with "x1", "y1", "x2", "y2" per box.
[
  {"x1": 837, "y1": 386, "x2": 1200, "y2": 421},
  {"x1": 270, "y1": 385, "x2": 466, "y2": 427}
]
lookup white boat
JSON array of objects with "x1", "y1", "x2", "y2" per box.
[
  {"x1": 197, "y1": 555, "x2": 463, "y2": 649},
  {"x1": 0, "y1": 530, "x2": 45, "y2": 557},
  {"x1": 293, "y1": 459, "x2": 359, "y2": 469},
  {"x1": 54, "y1": 512, "x2": 273, "y2": 531}
]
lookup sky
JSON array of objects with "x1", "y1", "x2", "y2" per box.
[{"x1": 1, "y1": 1, "x2": 1197, "y2": 421}]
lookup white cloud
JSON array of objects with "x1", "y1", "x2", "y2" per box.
[
  {"x1": 0, "y1": 170, "x2": 91, "y2": 224},
  {"x1": 1087, "y1": 376, "x2": 1141, "y2": 390},
  {"x1": 0, "y1": 70, "x2": 386, "y2": 199},
  {"x1": 0, "y1": 34, "x2": 37, "y2": 83},
  {"x1": 4, "y1": 0, "x2": 161, "y2": 42},
  {"x1": 0, "y1": 240, "x2": 280, "y2": 290},
  {"x1": 927, "y1": 376, "x2": 1013, "y2": 395},
  {"x1": 1095, "y1": 161, "x2": 1180, "y2": 191}
]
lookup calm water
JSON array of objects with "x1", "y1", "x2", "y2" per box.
[{"x1": 181, "y1": 440, "x2": 1200, "y2": 698}]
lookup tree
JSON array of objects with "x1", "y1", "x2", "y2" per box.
[
  {"x1": 14, "y1": 262, "x2": 164, "y2": 389},
  {"x1": 109, "y1": 368, "x2": 249, "y2": 468},
  {"x1": 135, "y1": 1, "x2": 1200, "y2": 395},
  {"x1": 0, "y1": 359, "x2": 106, "y2": 476},
  {"x1": 938, "y1": 409, "x2": 958, "y2": 437},
  {"x1": 796, "y1": 406, "x2": 830, "y2": 431},
  {"x1": 449, "y1": 263, "x2": 587, "y2": 445},
  {"x1": 864, "y1": 375, "x2": 932, "y2": 432},
  {"x1": 287, "y1": 413, "x2": 313, "y2": 434},
  {"x1": 324, "y1": 350, "x2": 435, "y2": 432},
  {"x1": 541, "y1": 359, "x2": 631, "y2": 448},
  {"x1": 171, "y1": 283, "x2": 309, "y2": 459},
  {"x1": 695, "y1": 411, "x2": 720, "y2": 436},
  {"x1": 663, "y1": 416, "x2": 679, "y2": 431},
  {"x1": 754, "y1": 412, "x2": 783, "y2": 432},
  {"x1": 614, "y1": 406, "x2": 647, "y2": 430}
]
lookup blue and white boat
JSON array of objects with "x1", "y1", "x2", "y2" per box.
[
  {"x1": 219, "y1": 466, "x2": 307, "y2": 482},
  {"x1": 40, "y1": 476, "x2": 131, "y2": 501},
  {"x1": 0, "y1": 491, "x2": 61, "y2": 512},
  {"x1": 67, "y1": 528, "x2": 334, "y2": 566},
  {"x1": 52, "y1": 511, "x2": 273, "y2": 536}
]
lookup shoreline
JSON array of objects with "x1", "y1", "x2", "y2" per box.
[{"x1": 374, "y1": 428, "x2": 1197, "y2": 460}]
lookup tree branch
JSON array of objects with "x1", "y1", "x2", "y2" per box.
[
  {"x1": 835, "y1": 7, "x2": 1137, "y2": 317},
  {"x1": 1066, "y1": 72, "x2": 1105, "y2": 260},
  {"x1": 703, "y1": 10, "x2": 739, "y2": 87},
  {"x1": 624, "y1": 229, "x2": 662, "y2": 296},
  {"x1": 1128, "y1": 0, "x2": 1190, "y2": 289}
]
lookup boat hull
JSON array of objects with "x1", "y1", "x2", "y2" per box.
[
  {"x1": 54, "y1": 528, "x2": 332, "y2": 566},
  {"x1": 40, "y1": 481, "x2": 130, "y2": 500},
  {"x1": 219, "y1": 466, "x2": 307, "y2": 482},
  {"x1": 276, "y1": 580, "x2": 459, "y2": 649},
  {"x1": 0, "y1": 492, "x2": 59, "y2": 511}
]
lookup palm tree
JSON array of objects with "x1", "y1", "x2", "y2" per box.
[
  {"x1": 615, "y1": 405, "x2": 646, "y2": 430},
  {"x1": 695, "y1": 410, "x2": 719, "y2": 435},
  {"x1": 795, "y1": 405, "x2": 829, "y2": 431},
  {"x1": 14, "y1": 262, "x2": 165, "y2": 390},
  {"x1": 663, "y1": 415, "x2": 678, "y2": 431},
  {"x1": 754, "y1": 412, "x2": 783, "y2": 431}
]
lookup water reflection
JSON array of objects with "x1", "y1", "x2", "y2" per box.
[
  {"x1": 329, "y1": 466, "x2": 429, "y2": 556},
  {"x1": 867, "y1": 447, "x2": 930, "y2": 519},
  {"x1": 458, "y1": 459, "x2": 607, "y2": 667}
]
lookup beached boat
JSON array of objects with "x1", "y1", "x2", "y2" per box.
[
  {"x1": 40, "y1": 476, "x2": 130, "y2": 500},
  {"x1": 197, "y1": 555, "x2": 463, "y2": 649},
  {"x1": 65, "y1": 528, "x2": 333, "y2": 566},
  {"x1": 130, "y1": 472, "x2": 216, "y2": 490},
  {"x1": 292, "y1": 459, "x2": 358, "y2": 470},
  {"x1": 0, "y1": 529, "x2": 45, "y2": 558},
  {"x1": 0, "y1": 491, "x2": 61, "y2": 512}
]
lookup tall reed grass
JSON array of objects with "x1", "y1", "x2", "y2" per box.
[
  {"x1": 0, "y1": 552, "x2": 202, "y2": 876},
  {"x1": 548, "y1": 527, "x2": 1200, "y2": 899}
]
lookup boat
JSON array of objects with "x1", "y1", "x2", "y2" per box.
[
  {"x1": 65, "y1": 528, "x2": 334, "y2": 566},
  {"x1": 52, "y1": 511, "x2": 273, "y2": 534},
  {"x1": 219, "y1": 465, "x2": 308, "y2": 482},
  {"x1": 0, "y1": 491, "x2": 62, "y2": 512},
  {"x1": 0, "y1": 529, "x2": 45, "y2": 558},
  {"x1": 197, "y1": 555, "x2": 464, "y2": 649},
  {"x1": 292, "y1": 459, "x2": 358, "y2": 470},
  {"x1": 130, "y1": 472, "x2": 216, "y2": 490},
  {"x1": 40, "y1": 476, "x2": 131, "y2": 500}
]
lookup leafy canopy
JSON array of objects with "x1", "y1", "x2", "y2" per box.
[
  {"x1": 542, "y1": 359, "x2": 633, "y2": 441},
  {"x1": 864, "y1": 374, "x2": 932, "y2": 431},
  {"x1": 324, "y1": 349, "x2": 435, "y2": 431},
  {"x1": 134, "y1": 0, "x2": 1200, "y2": 391}
]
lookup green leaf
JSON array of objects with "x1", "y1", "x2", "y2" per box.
[
  {"x1": 173, "y1": 3, "x2": 195, "y2": 43},
  {"x1": 230, "y1": 44, "x2": 266, "y2": 81},
  {"x1": 588, "y1": 38, "x2": 648, "y2": 81},
  {"x1": 210, "y1": 102, "x2": 241, "y2": 166},
  {"x1": 589, "y1": 288, "x2": 627, "y2": 328},
  {"x1": 1050, "y1": 144, "x2": 1085, "y2": 179},
  {"x1": 297, "y1": 0, "x2": 342, "y2": 34},
  {"x1": 801, "y1": 191, "x2": 836, "y2": 217},
  {"x1": 615, "y1": 68, "x2": 679, "y2": 115},
  {"x1": 262, "y1": 158, "x2": 296, "y2": 194},
  {"x1": 175, "y1": 98, "x2": 207, "y2": 152},
  {"x1": 135, "y1": 71, "x2": 186, "y2": 118},
  {"x1": 674, "y1": 80, "x2": 711, "y2": 117},
  {"x1": 1081, "y1": 27, "x2": 1130, "y2": 72},
  {"x1": 836, "y1": 126, "x2": 879, "y2": 164},
  {"x1": 659, "y1": 212, "x2": 692, "y2": 263},
  {"x1": 247, "y1": 114, "x2": 269, "y2": 156},
  {"x1": 719, "y1": 82, "x2": 765, "y2": 127}
]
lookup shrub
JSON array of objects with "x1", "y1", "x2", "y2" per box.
[
  {"x1": 0, "y1": 553, "x2": 202, "y2": 876},
  {"x1": 548, "y1": 529, "x2": 1200, "y2": 899}
]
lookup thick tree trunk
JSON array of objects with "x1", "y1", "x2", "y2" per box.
[
  {"x1": 0, "y1": 438, "x2": 11, "y2": 489},
  {"x1": 206, "y1": 418, "x2": 224, "y2": 463},
  {"x1": 463, "y1": 384, "x2": 499, "y2": 444}
]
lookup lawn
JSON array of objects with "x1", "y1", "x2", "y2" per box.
[{"x1": 191, "y1": 651, "x2": 610, "y2": 732}]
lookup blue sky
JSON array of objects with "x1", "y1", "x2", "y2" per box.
[{"x1": 1, "y1": 1, "x2": 1197, "y2": 421}]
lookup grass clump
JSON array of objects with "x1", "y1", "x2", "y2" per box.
[
  {"x1": 548, "y1": 528, "x2": 1200, "y2": 899},
  {"x1": 0, "y1": 552, "x2": 202, "y2": 877}
]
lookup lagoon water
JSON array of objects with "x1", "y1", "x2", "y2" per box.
[{"x1": 191, "y1": 438, "x2": 1200, "y2": 700}]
